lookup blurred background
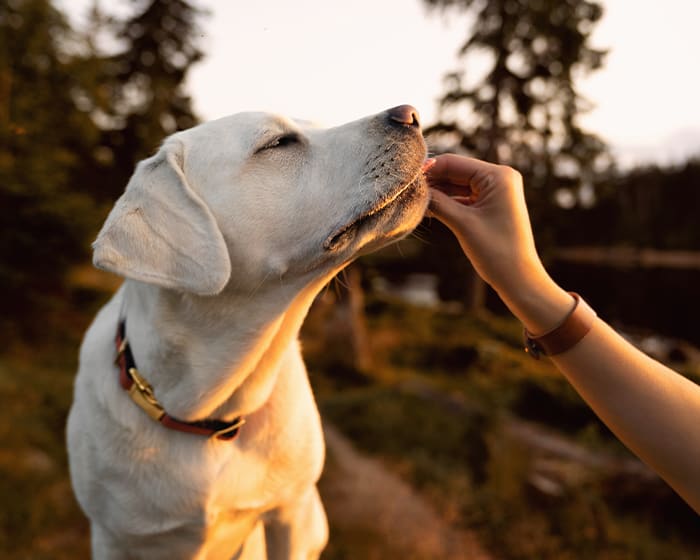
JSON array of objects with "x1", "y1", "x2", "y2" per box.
[{"x1": 2, "y1": 0, "x2": 700, "y2": 557}]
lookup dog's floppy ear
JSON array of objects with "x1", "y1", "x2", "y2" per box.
[{"x1": 92, "y1": 140, "x2": 231, "y2": 295}]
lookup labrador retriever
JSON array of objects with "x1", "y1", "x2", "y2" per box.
[{"x1": 67, "y1": 105, "x2": 429, "y2": 559}]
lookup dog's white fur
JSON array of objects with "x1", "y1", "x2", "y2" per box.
[{"x1": 67, "y1": 108, "x2": 428, "y2": 559}]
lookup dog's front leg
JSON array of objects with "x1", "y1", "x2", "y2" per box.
[{"x1": 264, "y1": 485, "x2": 328, "y2": 560}]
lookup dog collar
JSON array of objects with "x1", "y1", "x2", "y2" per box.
[{"x1": 115, "y1": 320, "x2": 244, "y2": 441}]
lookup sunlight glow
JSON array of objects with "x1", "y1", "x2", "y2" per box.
[{"x1": 59, "y1": 0, "x2": 700, "y2": 166}]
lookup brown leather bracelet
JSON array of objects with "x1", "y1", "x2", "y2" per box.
[{"x1": 524, "y1": 292, "x2": 597, "y2": 359}]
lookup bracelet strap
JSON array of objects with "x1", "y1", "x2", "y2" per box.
[{"x1": 524, "y1": 292, "x2": 597, "y2": 359}]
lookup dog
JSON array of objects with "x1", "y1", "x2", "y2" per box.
[{"x1": 67, "y1": 105, "x2": 429, "y2": 559}]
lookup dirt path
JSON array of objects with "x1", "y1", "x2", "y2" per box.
[{"x1": 319, "y1": 423, "x2": 492, "y2": 560}]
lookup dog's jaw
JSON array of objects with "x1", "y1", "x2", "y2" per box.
[
  {"x1": 322, "y1": 122, "x2": 429, "y2": 256},
  {"x1": 323, "y1": 172, "x2": 429, "y2": 253}
]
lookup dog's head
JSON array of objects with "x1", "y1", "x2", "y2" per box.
[{"x1": 93, "y1": 106, "x2": 429, "y2": 295}]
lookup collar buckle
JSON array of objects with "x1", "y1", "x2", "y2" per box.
[
  {"x1": 127, "y1": 367, "x2": 166, "y2": 422},
  {"x1": 116, "y1": 319, "x2": 243, "y2": 440},
  {"x1": 213, "y1": 417, "x2": 246, "y2": 440}
]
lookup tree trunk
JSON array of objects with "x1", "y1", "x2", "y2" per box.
[{"x1": 346, "y1": 265, "x2": 372, "y2": 372}]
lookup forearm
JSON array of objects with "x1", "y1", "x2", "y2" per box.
[
  {"x1": 502, "y1": 277, "x2": 700, "y2": 513},
  {"x1": 426, "y1": 158, "x2": 700, "y2": 511},
  {"x1": 553, "y1": 320, "x2": 700, "y2": 513}
]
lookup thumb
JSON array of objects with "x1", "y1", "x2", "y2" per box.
[{"x1": 428, "y1": 188, "x2": 472, "y2": 231}]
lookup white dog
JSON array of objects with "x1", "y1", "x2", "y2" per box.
[{"x1": 67, "y1": 105, "x2": 429, "y2": 559}]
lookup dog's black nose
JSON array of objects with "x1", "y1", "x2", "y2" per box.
[{"x1": 387, "y1": 105, "x2": 420, "y2": 127}]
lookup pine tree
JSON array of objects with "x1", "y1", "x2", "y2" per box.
[
  {"x1": 0, "y1": 0, "x2": 205, "y2": 337},
  {"x1": 422, "y1": 0, "x2": 610, "y2": 307},
  {"x1": 425, "y1": 0, "x2": 610, "y2": 219},
  {"x1": 99, "y1": 0, "x2": 204, "y2": 197},
  {"x1": 0, "y1": 0, "x2": 100, "y2": 332}
]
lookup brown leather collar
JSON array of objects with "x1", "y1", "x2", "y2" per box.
[{"x1": 115, "y1": 320, "x2": 244, "y2": 441}]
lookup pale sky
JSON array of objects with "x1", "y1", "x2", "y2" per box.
[{"x1": 63, "y1": 0, "x2": 700, "y2": 168}]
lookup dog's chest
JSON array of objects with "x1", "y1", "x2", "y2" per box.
[{"x1": 207, "y1": 403, "x2": 325, "y2": 511}]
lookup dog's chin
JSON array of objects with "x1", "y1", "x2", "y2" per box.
[{"x1": 323, "y1": 173, "x2": 429, "y2": 257}]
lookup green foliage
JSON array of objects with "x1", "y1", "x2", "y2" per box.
[
  {"x1": 0, "y1": 353, "x2": 89, "y2": 558},
  {"x1": 0, "y1": 0, "x2": 101, "y2": 332},
  {"x1": 2, "y1": 291, "x2": 699, "y2": 557},
  {"x1": 546, "y1": 159, "x2": 700, "y2": 249},
  {"x1": 0, "y1": 0, "x2": 204, "y2": 339},
  {"x1": 95, "y1": 0, "x2": 204, "y2": 198},
  {"x1": 322, "y1": 387, "x2": 490, "y2": 488},
  {"x1": 305, "y1": 297, "x2": 700, "y2": 558}
]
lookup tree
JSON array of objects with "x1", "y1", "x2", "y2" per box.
[
  {"x1": 0, "y1": 0, "x2": 206, "y2": 339},
  {"x1": 0, "y1": 0, "x2": 101, "y2": 333},
  {"x1": 94, "y1": 0, "x2": 205, "y2": 199},
  {"x1": 423, "y1": 0, "x2": 610, "y2": 307},
  {"x1": 603, "y1": 160, "x2": 700, "y2": 250}
]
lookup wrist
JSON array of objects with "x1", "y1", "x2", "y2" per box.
[
  {"x1": 524, "y1": 293, "x2": 597, "y2": 359},
  {"x1": 495, "y1": 266, "x2": 574, "y2": 335}
]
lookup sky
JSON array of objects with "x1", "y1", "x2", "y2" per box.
[{"x1": 62, "y1": 0, "x2": 700, "y2": 168}]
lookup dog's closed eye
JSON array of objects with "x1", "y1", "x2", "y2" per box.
[{"x1": 256, "y1": 133, "x2": 301, "y2": 153}]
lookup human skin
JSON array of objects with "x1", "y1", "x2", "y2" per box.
[{"x1": 427, "y1": 154, "x2": 700, "y2": 513}]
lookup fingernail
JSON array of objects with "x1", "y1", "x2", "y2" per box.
[{"x1": 421, "y1": 158, "x2": 437, "y2": 172}]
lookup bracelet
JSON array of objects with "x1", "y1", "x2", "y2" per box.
[{"x1": 524, "y1": 292, "x2": 597, "y2": 359}]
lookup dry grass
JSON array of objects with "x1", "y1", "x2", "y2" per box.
[
  {"x1": 2, "y1": 288, "x2": 700, "y2": 558},
  {"x1": 0, "y1": 354, "x2": 90, "y2": 558},
  {"x1": 320, "y1": 424, "x2": 491, "y2": 560},
  {"x1": 305, "y1": 294, "x2": 700, "y2": 560}
]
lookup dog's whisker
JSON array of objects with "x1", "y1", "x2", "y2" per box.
[
  {"x1": 410, "y1": 229, "x2": 430, "y2": 245},
  {"x1": 396, "y1": 242, "x2": 405, "y2": 258},
  {"x1": 334, "y1": 269, "x2": 351, "y2": 292}
]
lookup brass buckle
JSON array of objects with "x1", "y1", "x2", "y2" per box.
[
  {"x1": 212, "y1": 417, "x2": 246, "y2": 439},
  {"x1": 127, "y1": 367, "x2": 165, "y2": 422}
]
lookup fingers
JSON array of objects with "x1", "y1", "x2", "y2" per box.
[
  {"x1": 430, "y1": 181, "x2": 478, "y2": 199},
  {"x1": 426, "y1": 154, "x2": 495, "y2": 203},
  {"x1": 428, "y1": 188, "x2": 472, "y2": 229},
  {"x1": 426, "y1": 154, "x2": 499, "y2": 187},
  {"x1": 427, "y1": 154, "x2": 525, "y2": 209}
]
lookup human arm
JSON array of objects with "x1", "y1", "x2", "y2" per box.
[{"x1": 426, "y1": 154, "x2": 700, "y2": 513}]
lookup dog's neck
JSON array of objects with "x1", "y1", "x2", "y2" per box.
[{"x1": 121, "y1": 270, "x2": 338, "y2": 422}]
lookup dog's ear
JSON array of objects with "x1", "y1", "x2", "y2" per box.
[{"x1": 92, "y1": 140, "x2": 231, "y2": 295}]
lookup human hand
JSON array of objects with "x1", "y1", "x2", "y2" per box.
[{"x1": 426, "y1": 154, "x2": 551, "y2": 306}]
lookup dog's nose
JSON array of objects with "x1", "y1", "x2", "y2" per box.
[{"x1": 387, "y1": 105, "x2": 420, "y2": 128}]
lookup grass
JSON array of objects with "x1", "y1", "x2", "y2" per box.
[
  {"x1": 319, "y1": 385, "x2": 700, "y2": 559},
  {"x1": 0, "y1": 352, "x2": 90, "y2": 558},
  {"x1": 2, "y1": 286, "x2": 700, "y2": 558},
  {"x1": 0, "y1": 284, "x2": 104, "y2": 558},
  {"x1": 304, "y1": 293, "x2": 700, "y2": 559},
  {"x1": 318, "y1": 448, "x2": 437, "y2": 560}
]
